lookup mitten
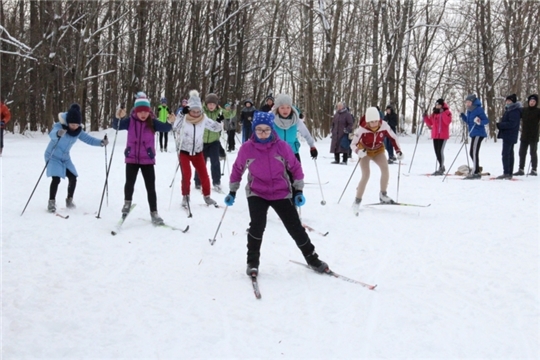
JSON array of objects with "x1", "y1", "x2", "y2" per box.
[
  {"x1": 356, "y1": 148, "x2": 367, "y2": 158},
  {"x1": 101, "y1": 135, "x2": 109, "y2": 147},
  {"x1": 396, "y1": 151, "x2": 404, "y2": 160},
  {"x1": 474, "y1": 117, "x2": 481, "y2": 125},
  {"x1": 182, "y1": 106, "x2": 190, "y2": 115},
  {"x1": 57, "y1": 129, "x2": 66, "y2": 137},
  {"x1": 294, "y1": 191, "x2": 306, "y2": 207},
  {"x1": 310, "y1": 147, "x2": 318, "y2": 160},
  {"x1": 224, "y1": 192, "x2": 236, "y2": 206},
  {"x1": 216, "y1": 114, "x2": 224, "y2": 123},
  {"x1": 460, "y1": 113, "x2": 467, "y2": 122}
]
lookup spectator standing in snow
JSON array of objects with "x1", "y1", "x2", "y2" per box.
[
  {"x1": 424, "y1": 99, "x2": 452, "y2": 175},
  {"x1": 156, "y1": 97, "x2": 173, "y2": 152},
  {"x1": 350, "y1": 107, "x2": 403, "y2": 213},
  {"x1": 173, "y1": 90, "x2": 222, "y2": 208},
  {"x1": 0, "y1": 101, "x2": 11, "y2": 156},
  {"x1": 112, "y1": 92, "x2": 172, "y2": 225},
  {"x1": 460, "y1": 94, "x2": 490, "y2": 179},
  {"x1": 330, "y1": 102, "x2": 354, "y2": 164},
  {"x1": 272, "y1": 93, "x2": 318, "y2": 162},
  {"x1": 240, "y1": 99, "x2": 256, "y2": 143},
  {"x1": 384, "y1": 105, "x2": 399, "y2": 164},
  {"x1": 223, "y1": 103, "x2": 237, "y2": 152},
  {"x1": 224, "y1": 111, "x2": 329, "y2": 276},
  {"x1": 45, "y1": 104, "x2": 108, "y2": 213},
  {"x1": 260, "y1": 95, "x2": 274, "y2": 112},
  {"x1": 495, "y1": 94, "x2": 522, "y2": 179},
  {"x1": 514, "y1": 94, "x2": 540, "y2": 176}
]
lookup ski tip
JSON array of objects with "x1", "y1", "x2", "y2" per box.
[
  {"x1": 209, "y1": 238, "x2": 215, "y2": 245},
  {"x1": 323, "y1": 232, "x2": 329, "y2": 236},
  {"x1": 183, "y1": 225, "x2": 190, "y2": 233},
  {"x1": 111, "y1": 231, "x2": 117, "y2": 236},
  {"x1": 369, "y1": 284, "x2": 377, "y2": 290}
]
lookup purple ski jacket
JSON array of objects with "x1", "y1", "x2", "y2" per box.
[
  {"x1": 229, "y1": 132, "x2": 304, "y2": 200},
  {"x1": 113, "y1": 112, "x2": 171, "y2": 165}
]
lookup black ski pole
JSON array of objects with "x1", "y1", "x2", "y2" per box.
[
  {"x1": 104, "y1": 134, "x2": 109, "y2": 206},
  {"x1": 408, "y1": 115, "x2": 425, "y2": 173},
  {"x1": 96, "y1": 128, "x2": 118, "y2": 218},
  {"x1": 21, "y1": 137, "x2": 62, "y2": 216},
  {"x1": 526, "y1": 160, "x2": 532, "y2": 177},
  {"x1": 337, "y1": 159, "x2": 360, "y2": 204}
]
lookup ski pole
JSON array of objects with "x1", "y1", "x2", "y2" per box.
[
  {"x1": 96, "y1": 129, "x2": 117, "y2": 218},
  {"x1": 337, "y1": 159, "x2": 360, "y2": 204},
  {"x1": 442, "y1": 123, "x2": 476, "y2": 182},
  {"x1": 169, "y1": 116, "x2": 185, "y2": 210},
  {"x1": 104, "y1": 134, "x2": 109, "y2": 206},
  {"x1": 313, "y1": 159, "x2": 326, "y2": 205},
  {"x1": 209, "y1": 206, "x2": 228, "y2": 245},
  {"x1": 408, "y1": 115, "x2": 425, "y2": 173},
  {"x1": 20, "y1": 137, "x2": 62, "y2": 216},
  {"x1": 397, "y1": 160, "x2": 402, "y2": 203},
  {"x1": 526, "y1": 160, "x2": 531, "y2": 177}
]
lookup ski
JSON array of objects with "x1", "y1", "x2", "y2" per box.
[
  {"x1": 111, "y1": 204, "x2": 137, "y2": 236},
  {"x1": 289, "y1": 260, "x2": 377, "y2": 290},
  {"x1": 139, "y1": 219, "x2": 190, "y2": 233},
  {"x1": 302, "y1": 223, "x2": 329, "y2": 237},
  {"x1": 250, "y1": 273, "x2": 262, "y2": 299},
  {"x1": 488, "y1": 177, "x2": 521, "y2": 181},
  {"x1": 305, "y1": 181, "x2": 329, "y2": 185},
  {"x1": 55, "y1": 213, "x2": 69, "y2": 219},
  {"x1": 364, "y1": 202, "x2": 431, "y2": 208},
  {"x1": 198, "y1": 203, "x2": 224, "y2": 209}
]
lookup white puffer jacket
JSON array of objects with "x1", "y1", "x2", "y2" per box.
[{"x1": 173, "y1": 113, "x2": 222, "y2": 155}]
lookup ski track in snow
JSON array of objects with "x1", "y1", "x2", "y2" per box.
[{"x1": 2, "y1": 130, "x2": 539, "y2": 358}]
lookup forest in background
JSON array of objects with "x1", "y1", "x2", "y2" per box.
[{"x1": 0, "y1": 0, "x2": 539, "y2": 138}]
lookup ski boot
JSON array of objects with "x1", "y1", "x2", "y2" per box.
[
  {"x1": 181, "y1": 195, "x2": 190, "y2": 207},
  {"x1": 47, "y1": 200, "x2": 56, "y2": 213},
  {"x1": 121, "y1": 200, "x2": 132, "y2": 217},
  {"x1": 204, "y1": 195, "x2": 217, "y2": 206},
  {"x1": 150, "y1": 211, "x2": 164, "y2": 226},
  {"x1": 352, "y1": 197, "x2": 362, "y2": 215},
  {"x1": 379, "y1": 191, "x2": 395, "y2": 204},
  {"x1": 513, "y1": 168, "x2": 525, "y2": 176},
  {"x1": 304, "y1": 252, "x2": 329, "y2": 273},
  {"x1": 66, "y1": 197, "x2": 76, "y2": 209}
]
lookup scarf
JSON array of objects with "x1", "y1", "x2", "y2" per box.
[{"x1": 185, "y1": 113, "x2": 204, "y2": 125}]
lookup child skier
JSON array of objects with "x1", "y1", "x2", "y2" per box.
[
  {"x1": 173, "y1": 90, "x2": 222, "y2": 208},
  {"x1": 112, "y1": 92, "x2": 172, "y2": 225},
  {"x1": 224, "y1": 111, "x2": 329, "y2": 276},
  {"x1": 45, "y1": 103, "x2": 107, "y2": 212},
  {"x1": 350, "y1": 107, "x2": 403, "y2": 214}
]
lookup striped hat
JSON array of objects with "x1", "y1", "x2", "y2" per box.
[{"x1": 133, "y1": 92, "x2": 152, "y2": 113}]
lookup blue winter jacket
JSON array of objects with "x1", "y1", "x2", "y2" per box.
[
  {"x1": 460, "y1": 98, "x2": 489, "y2": 137},
  {"x1": 45, "y1": 122, "x2": 103, "y2": 178},
  {"x1": 497, "y1": 102, "x2": 521, "y2": 144}
]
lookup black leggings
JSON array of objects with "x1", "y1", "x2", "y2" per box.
[
  {"x1": 334, "y1": 152, "x2": 349, "y2": 163},
  {"x1": 159, "y1": 131, "x2": 168, "y2": 149},
  {"x1": 124, "y1": 163, "x2": 157, "y2": 212},
  {"x1": 433, "y1": 139, "x2": 447, "y2": 167},
  {"x1": 469, "y1": 136, "x2": 484, "y2": 174},
  {"x1": 246, "y1": 196, "x2": 316, "y2": 265},
  {"x1": 49, "y1": 169, "x2": 77, "y2": 200}
]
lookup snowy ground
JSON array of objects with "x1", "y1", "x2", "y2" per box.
[{"x1": 2, "y1": 127, "x2": 539, "y2": 359}]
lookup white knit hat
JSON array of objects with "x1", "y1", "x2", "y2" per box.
[
  {"x1": 187, "y1": 90, "x2": 203, "y2": 110},
  {"x1": 274, "y1": 94, "x2": 293, "y2": 108},
  {"x1": 365, "y1": 107, "x2": 380, "y2": 122}
]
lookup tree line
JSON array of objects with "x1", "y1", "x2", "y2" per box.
[{"x1": 1, "y1": 0, "x2": 539, "y2": 138}]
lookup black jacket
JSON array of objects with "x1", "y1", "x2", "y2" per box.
[{"x1": 520, "y1": 104, "x2": 540, "y2": 142}]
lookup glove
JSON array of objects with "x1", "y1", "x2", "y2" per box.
[
  {"x1": 496, "y1": 122, "x2": 501, "y2": 129},
  {"x1": 396, "y1": 151, "x2": 404, "y2": 160},
  {"x1": 294, "y1": 191, "x2": 306, "y2": 207},
  {"x1": 474, "y1": 117, "x2": 481, "y2": 125},
  {"x1": 310, "y1": 147, "x2": 318, "y2": 160},
  {"x1": 299, "y1": 113, "x2": 304, "y2": 119},
  {"x1": 356, "y1": 148, "x2": 367, "y2": 158},
  {"x1": 460, "y1": 113, "x2": 467, "y2": 122},
  {"x1": 57, "y1": 129, "x2": 66, "y2": 137},
  {"x1": 224, "y1": 192, "x2": 236, "y2": 206},
  {"x1": 101, "y1": 135, "x2": 109, "y2": 147},
  {"x1": 216, "y1": 114, "x2": 224, "y2": 123},
  {"x1": 182, "y1": 106, "x2": 190, "y2": 114}
]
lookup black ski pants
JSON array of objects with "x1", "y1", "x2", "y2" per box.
[
  {"x1": 518, "y1": 140, "x2": 538, "y2": 171},
  {"x1": 124, "y1": 163, "x2": 158, "y2": 212},
  {"x1": 433, "y1": 139, "x2": 447, "y2": 168},
  {"x1": 246, "y1": 196, "x2": 315, "y2": 266}
]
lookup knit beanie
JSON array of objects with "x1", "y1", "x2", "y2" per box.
[
  {"x1": 205, "y1": 93, "x2": 219, "y2": 105},
  {"x1": 527, "y1": 94, "x2": 538, "y2": 103},
  {"x1": 244, "y1": 99, "x2": 253, "y2": 106},
  {"x1": 274, "y1": 94, "x2": 293, "y2": 108},
  {"x1": 160, "y1": 97, "x2": 167, "y2": 104},
  {"x1": 66, "y1": 103, "x2": 82, "y2": 125},
  {"x1": 252, "y1": 111, "x2": 275, "y2": 132},
  {"x1": 365, "y1": 107, "x2": 381, "y2": 122},
  {"x1": 505, "y1": 94, "x2": 517, "y2": 103},
  {"x1": 224, "y1": 103, "x2": 231, "y2": 108},
  {"x1": 436, "y1": 98, "x2": 445, "y2": 106},
  {"x1": 133, "y1": 92, "x2": 152, "y2": 113},
  {"x1": 187, "y1": 90, "x2": 203, "y2": 110},
  {"x1": 265, "y1": 96, "x2": 274, "y2": 103},
  {"x1": 465, "y1": 94, "x2": 477, "y2": 102}
]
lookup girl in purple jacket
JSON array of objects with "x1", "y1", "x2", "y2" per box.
[
  {"x1": 224, "y1": 111, "x2": 329, "y2": 276},
  {"x1": 113, "y1": 92, "x2": 172, "y2": 225}
]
